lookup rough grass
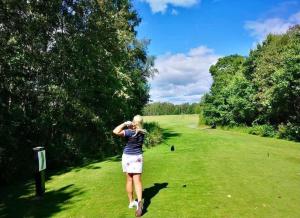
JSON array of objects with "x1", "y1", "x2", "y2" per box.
[{"x1": 1, "y1": 115, "x2": 300, "y2": 218}]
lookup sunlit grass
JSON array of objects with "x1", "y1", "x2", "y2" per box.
[{"x1": 1, "y1": 114, "x2": 299, "y2": 218}]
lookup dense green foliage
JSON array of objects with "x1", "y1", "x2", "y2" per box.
[
  {"x1": 143, "y1": 122, "x2": 163, "y2": 147},
  {"x1": 202, "y1": 26, "x2": 300, "y2": 141},
  {"x1": 143, "y1": 102, "x2": 201, "y2": 115},
  {"x1": 0, "y1": 0, "x2": 155, "y2": 184}
]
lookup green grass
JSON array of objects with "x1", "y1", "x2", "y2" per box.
[{"x1": 1, "y1": 114, "x2": 300, "y2": 218}]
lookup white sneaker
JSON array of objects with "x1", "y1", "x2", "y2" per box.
[{"x1": 128, "y1": 200, "x2": 138, "y2": 209}]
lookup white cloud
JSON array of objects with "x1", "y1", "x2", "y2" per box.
[
  {"x1": 141, "y1": 0, "x2": 199, "y2": 13},
  {"x1": 290, "y1": 11, "x2": 300, "y2": 23},
  {"x1": 245, "y1": 11, "x2": 300, "y2": 42},
  {"x1": 149, "y1": 46, "x2": 220, "y2": 104}
]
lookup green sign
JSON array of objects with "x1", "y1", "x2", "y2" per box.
[{"x1": 38, "y1": 150, "x2": 46, "y2": 171}]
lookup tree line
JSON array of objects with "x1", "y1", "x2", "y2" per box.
[
  {"x1": 143, "y1": 102, "x2": 202, "y2": 115},
  {"x1": 0, "y1": 0, "x2": 155, "y2": 184},
  {"x1": 202, "y1": 26, "x2": 300, "y2": 141}
]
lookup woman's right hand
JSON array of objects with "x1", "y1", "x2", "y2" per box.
[{"x1": 124, "y1": 121, "x2": 132, "y2": 127}]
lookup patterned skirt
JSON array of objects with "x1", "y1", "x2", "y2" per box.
[{"x1": 122, "y1": 153, "x2": 143, "y2": 173}]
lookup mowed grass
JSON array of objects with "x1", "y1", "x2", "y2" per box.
[{"x1": 1, "y1": 115, "x2": 300, "y2": 218}]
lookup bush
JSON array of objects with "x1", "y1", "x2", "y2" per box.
[
  {"x1": 198, "y1": 111, "x2": 206, "y2": 125},
  {"x1": 248, "y1": 124, "x2": 277, "y2": 137},
  {"x1": 219, "y1": 124, "x2": 250, "y2": 134},
  {"x1": 144, "y1": 122, "x2": 163, "y2": 147},
  {"x1": 278, "y1": 123, "x2": 300, "y2": 141}
]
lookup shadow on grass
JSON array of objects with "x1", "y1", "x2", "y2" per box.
[
  {"x1": 45, "y1": 157, "x2": 104, "y2": 180},
  {"x1": 105, "y1": 154, "x2": 122, "y2": 162},
  {"x1": 46, "y1": 151, "x2": 122, "y2": 179},
  {"x1": 142, "y1": 182, "x2": 168, "y2": 215},
  {"x1": 162, "y1": 129, "x2": 181, "y2": 141},
  {"x1": 0, "y1": 151, "x2": 123, "y2": 218},
  {"x1": 0, "y1": 183, "x2": 83, "y2": 218},
  {"x1": 73, "y1": 164, "x2": 102, "y2": 172}
]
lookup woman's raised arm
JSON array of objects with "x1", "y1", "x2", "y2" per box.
[
  {"x1": 113, "y1": 123, "x2": 126, "y2": 137},
  {"x1": 113, "y1": 121, "x2": 132, "y2": 137}
]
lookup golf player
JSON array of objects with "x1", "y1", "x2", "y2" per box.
[{"x1": 113, "y1": 115, "x2": 146, "y2": 217}]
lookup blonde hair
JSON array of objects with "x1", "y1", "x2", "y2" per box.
[{"x1": 132, "y1": 115, "x2": 147, "y2": 136}]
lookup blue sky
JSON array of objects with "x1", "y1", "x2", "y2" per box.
[{"x1": 132, "y1": 0, "x2": 300, "y2": 104}]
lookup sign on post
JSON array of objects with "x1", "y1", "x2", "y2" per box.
[
  {"x1": 38, "y1": 150, "x2": 46, "y2": 171},
  {"x1": 33, "y1": 146, "x2": 46, "y2": 197}
]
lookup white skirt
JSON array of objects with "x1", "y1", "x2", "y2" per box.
[{"x1": 122, "y1": 153, "x2": 143, "y2": 173}]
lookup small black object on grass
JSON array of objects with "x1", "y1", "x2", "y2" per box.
[
  {"x1": 182, "y1": 184, "x2": 187, "y2": 188},
  {"x1": 171, "y1": 145, "x2": 175, "y2": 151},
  {"x1": 211, "y1": 122, "x2": 216, "y2": 129}
]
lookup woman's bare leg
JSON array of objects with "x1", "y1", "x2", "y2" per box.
[
  {"x1": 133, "y1": 173, "x2": 142, "y2": 202},
  {"x1": 126, "y1": 173, "x2": 134, "y2": 203}
]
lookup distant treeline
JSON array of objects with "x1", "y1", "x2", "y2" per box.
[
  {"x1": 0, "y1": 1, "x2": 155, "y2": 184},
  {"x1": 202, "y1": 26, "x2": 300, "y2": 141},
  {"x1": 143, "y1": 102, "x2": 202, "y2": 115}
]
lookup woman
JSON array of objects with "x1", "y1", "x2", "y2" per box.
[{"x1": 113, "y1": 115, "x2": 146, "y2": 217}]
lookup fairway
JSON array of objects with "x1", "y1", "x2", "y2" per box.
[{"x1": 1, "y1": 115, "x2": 300, "y2": 218}]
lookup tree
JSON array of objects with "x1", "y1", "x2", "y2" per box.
[
  {"x1": 202, "y1": 25, "x2": 300, "y2": 141},
  {"x1": 202, "y1": 55, "x2": 247, "y2": 125},
  {"x1": 0, "y1": 0, "x2": 155, "y2": 184}
]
